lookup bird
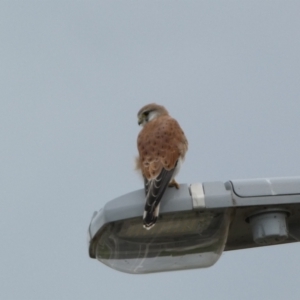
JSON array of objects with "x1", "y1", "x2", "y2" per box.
[{"x1": 136, "y1": 103, "x2": 188, "y2": 230}]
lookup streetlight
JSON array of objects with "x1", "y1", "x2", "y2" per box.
[{"x1": 88, "y1": 176, "x2": 300, "y2": 274}]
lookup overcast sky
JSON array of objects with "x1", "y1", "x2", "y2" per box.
[{"x1": 1, "y1": 1, "x2": 300, "y2": 299}]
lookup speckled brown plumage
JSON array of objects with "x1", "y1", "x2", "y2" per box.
[{"x1": 137, "y1": 115, "x2": 188, "y2": 179}]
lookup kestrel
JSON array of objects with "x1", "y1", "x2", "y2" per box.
[{"x1": 136, "y1": 103, "x2": 188, "y2": 230}]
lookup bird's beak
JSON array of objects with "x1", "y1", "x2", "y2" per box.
[{"x1": 138, "y1": 116, "x2": 143, "y2": 125}]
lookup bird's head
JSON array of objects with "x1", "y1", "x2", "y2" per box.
[{"x1": 137, "y1": 103, "x2": 169, "y2": 127}]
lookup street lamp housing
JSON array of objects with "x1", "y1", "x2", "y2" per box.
[{"x1": 88, "y1": 177, "x2": 300, "y2": 274}]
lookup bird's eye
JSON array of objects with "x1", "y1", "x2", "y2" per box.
[{"x1": 143, "y1": 111, "x2": 150, "y2": 117}]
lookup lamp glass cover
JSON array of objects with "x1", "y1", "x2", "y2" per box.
[{"x1": 95, "y1": 209, "x2": 231, "y2": 274}]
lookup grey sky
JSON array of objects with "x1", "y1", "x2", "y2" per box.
[{"x1": 1, "y1": 1, "x2": 300, "y2": 299}]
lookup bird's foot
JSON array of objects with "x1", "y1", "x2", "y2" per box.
[{"x1": 168, "y1": 179, "x2": 180, "y2": 189}]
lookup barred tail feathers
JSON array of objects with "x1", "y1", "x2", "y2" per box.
[
  {"x1": 142, "y1": 165, "x2": 177, "y2": 230},
  {"x1": 143, "y1": 204, "x2": 160, "y2": 230}
]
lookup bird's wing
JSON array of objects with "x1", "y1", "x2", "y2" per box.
[
  {"x1": 143, "y1": 176, "x2": 149, "y2": 195},
  {"x1": 137, "y1": 115, "x2": 186, "y2": 229},
  {"x1": 143, "y1": 162, "x2": 177, "y2": 229}
]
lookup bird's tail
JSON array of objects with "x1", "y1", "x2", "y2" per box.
[
  {"x1": 143, "y1": 204, "x2": 160, "y2": 230},
  {"x1": 142, "y1": 166, "x2": 177, "y2": 230}
]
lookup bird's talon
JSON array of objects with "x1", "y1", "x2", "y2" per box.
[{"x1": 169, "y1": 179, "x2": 180, "y2": 189}]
